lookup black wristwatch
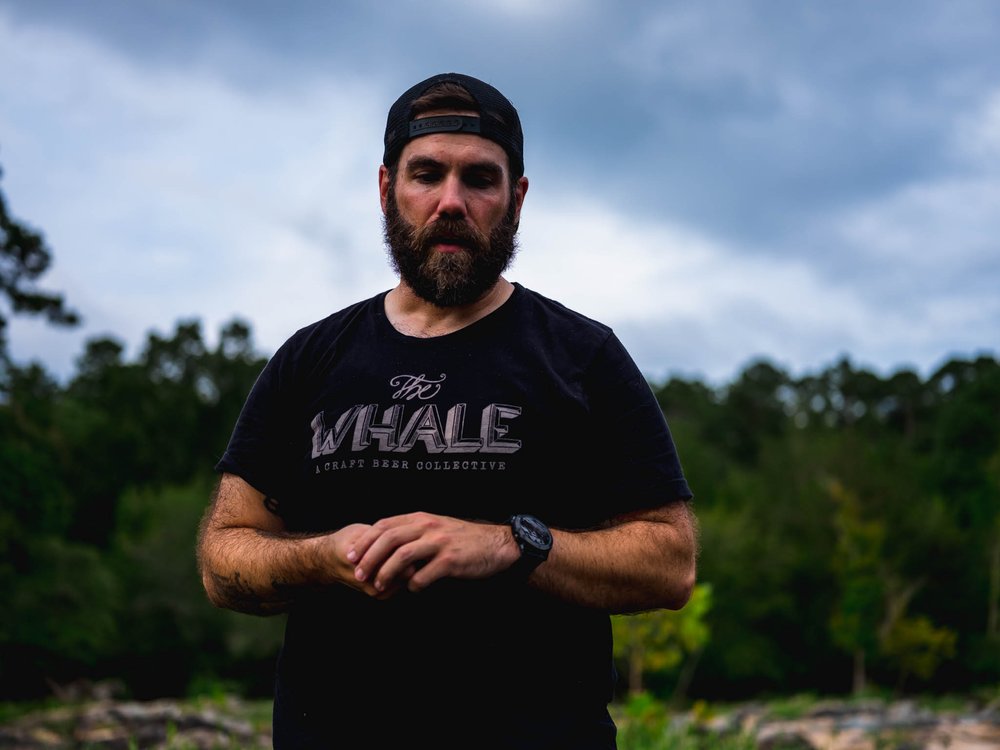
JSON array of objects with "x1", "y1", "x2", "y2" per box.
[{"x1": 508, "y1": 514, "x2": 553, "y2": 579}]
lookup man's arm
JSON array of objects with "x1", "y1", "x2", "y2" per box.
[
  {"x1": 347, "y1": 500, "x2": 698, "y2": 615},
  {"x1": 534, "y1": 501, "x2": 698, "y2": 613},
  {"x1": 196, "y1": 473, "x2": 381, "y2": 615}
]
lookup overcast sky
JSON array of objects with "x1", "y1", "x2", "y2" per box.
[{"x1": 2, "y1": 0, "x2": 998, "y2": 388}]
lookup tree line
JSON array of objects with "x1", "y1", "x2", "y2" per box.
[
  {"x1": 652, "y1": 353, "x2": 1000, "y2": 701},
  {"x1": 2, "y1": 162, "x2": 998, "y2": 704}
]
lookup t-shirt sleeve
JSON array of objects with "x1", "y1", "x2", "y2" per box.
[
  {"x1": 214, "y1": 341, "x2": 302, "y2": 504},
  {"x1": 584, "y1": 331, "x2": 693, "y2": 511}
]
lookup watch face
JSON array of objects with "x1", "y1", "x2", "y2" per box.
[{"x1": 516, "y1": 515, "x2": 553, "y2": 551}]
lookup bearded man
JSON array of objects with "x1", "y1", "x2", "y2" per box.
[{"x1": 197, "y1": 72, "x2": 698, "y2": 750}]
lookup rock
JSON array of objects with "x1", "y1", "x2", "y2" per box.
[
  {"x1": 674, "y1": 697, "x2": 1000, "y2": 750},
  {"x1": 4, "y1": 696, "x2": 999, "y2": 749},
  {"x1": 0, "y1": 698, "x2": 268, "y2": 750}
]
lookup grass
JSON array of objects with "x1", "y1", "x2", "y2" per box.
[{"x1": 612, "y1": 694, "x2": 758, "y2": 750}]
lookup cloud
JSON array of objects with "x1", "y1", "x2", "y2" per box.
[
  {"x1": 437, "y1": 0, "x2": 592, "y2": 21},
  {"x1": 955, "y1": 88, "x2": 1000, "y2": 165},
  {"x1": 517, "y1": 193, "x2": 832, "y2": 321},
  {"x1": 514, "y1": 191, "x2": 883, "y2": 382},
  {"x1": 830, "y1": 84, "x2": 1000, "y2": 305},
  {"x1": 1, "y1": 10, "x2": 396, "y2": 373},
  {"x1": 2, "y1": 1, "x2": 998, "y2": 387}
]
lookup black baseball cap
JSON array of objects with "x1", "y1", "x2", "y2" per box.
[{"x1": 382, "y1": 72, "x2": 524, "y2": 178}]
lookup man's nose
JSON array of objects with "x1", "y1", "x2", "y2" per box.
[{"x1": 435, "y1": 175, "x2": 467, "y2": 219}]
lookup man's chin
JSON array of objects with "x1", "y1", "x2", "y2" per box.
[{"x1": 409, "y1": 273, "x2": 496, "y2": 308}]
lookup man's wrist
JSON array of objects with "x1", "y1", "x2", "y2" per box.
[{"x1": 506, "y1": 514, "x2": 553, "y2": 580}]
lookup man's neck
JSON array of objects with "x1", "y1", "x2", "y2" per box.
[{"x1": 385, "y1": 278, "x2": 514, "y2": 337}]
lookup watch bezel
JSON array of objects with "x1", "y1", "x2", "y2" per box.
[{"x1": 510, "y1": 514, "x2": 553, "y2": 560}]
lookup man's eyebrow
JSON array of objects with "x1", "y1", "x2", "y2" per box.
[
  {"x1": 404, "y1": 156, "x2": 444, "y2": 173},
  {"x1": 464, "y1": 161, "x2": 504, "y2": 178},
  {"x1": 403, "y1": 155, "x2": 504, "y2": 177}
]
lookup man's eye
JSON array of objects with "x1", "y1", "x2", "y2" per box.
[
  {"x1": 467, "y1": 174, "x2": 497, "y2": 188},
  {"x1": 414, "y1": 172, "x2": 439, "y2": 183}
]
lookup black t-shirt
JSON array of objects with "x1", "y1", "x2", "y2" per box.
[{"x1": 216, "y1": 283, "x2": 692, "y2": 748}]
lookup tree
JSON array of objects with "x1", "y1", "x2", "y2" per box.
[
  {"x1": 827, "y1": 476, "x2": 900, "y2": 695},
  {"x1": 612, "y1": 583, "x2": 713, "y2": 701},
  {"x1": 710, "y1": 358, "x2": 790, "y2": 465},
  {"x1": 0, "y1": 160, "x2": 79, "y2": 363},
  {"x1": 0, "y1": 361, "x2": 121, "y2": 698},
  {"x1": 59, "y1": 319, "x2": 267, "y2": 546},
  {"x1": 987, "y1": 447, "x2": 1000, "y2": 640},
  {"x1": 881, "y1": 615, "x2": 957, "y2": 694}
]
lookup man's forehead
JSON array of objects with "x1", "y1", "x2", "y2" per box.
[{"x1": 399, "y1": 132, "x2": 510, "y2": 172}]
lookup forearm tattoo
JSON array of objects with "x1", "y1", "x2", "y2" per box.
[
  {"x1": 209, "y1": 568, "x2": 291, "y2": 616},
  {"x1": 210, "y1": 569, "x2": 262, "y2": 612}
]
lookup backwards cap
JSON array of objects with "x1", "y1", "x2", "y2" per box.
[{"x1": 383, "y1": 72, "x2": 524, "y2": 178}]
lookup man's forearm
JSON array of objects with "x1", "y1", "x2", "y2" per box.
[
  {"x1": 529, "y1": 503, "x2": 697, "y2": 614},
  {"x1": 197, "y1": 511, "x2": 380, "y2": 615},
  {"x1": 197, "y1": 526, "x2": 322, "y2": 615},
  {"x1": 197, "y1": 474, "x2": 379, "y2": 614}
]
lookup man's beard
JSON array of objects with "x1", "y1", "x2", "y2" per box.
[{"x1": 382, "y1": 182, "x2": 520, "y2": 307}]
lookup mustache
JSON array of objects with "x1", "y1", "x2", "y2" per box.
[{"x1": 416, "y1": 217, "x2": 489, "y2": 250}]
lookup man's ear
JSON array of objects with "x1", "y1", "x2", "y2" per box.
[
  {"x1": 512, "y1": 175, "x2": 529, "y2": 224},
  {"x1": 378, "y1": 164, "x2": 391, "y2": 215}
]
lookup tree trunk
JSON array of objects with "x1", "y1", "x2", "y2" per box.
[
  {"x1": 671, "y1": 645, "x2": 704, "y2": 708},
  {"x1": 629, "y1": 651, "x2": 644, "y2": 695},
  {"x1": 988, "y1": 529, "x2": 999, "y2": 637},
  {"x1": 852, "y1": 649, "x2": 866, "y2": 695}
]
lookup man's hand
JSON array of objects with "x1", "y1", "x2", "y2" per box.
[
  {"x1": 328, "y1": 523, "x2": 400, "y2": 600},
  {"x1": 346, "y1": 512, "x2": 516, "y2": 595}
]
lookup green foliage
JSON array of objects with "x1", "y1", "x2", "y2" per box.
[
  {"x1": 4, "y1": 536, "x2": 119, "y2": 661},
  {"x1": 613, "y1": 584, "x2": 713, "y2": 696},
  {"x1": 615, "y1": 692, "x2": 757, "y2": 750},
  {"x1": 616, "y1": 692, "x2": 672, "y2": 749},
  {"x1": 0, "y1": 363, "x2": 73, "y2": 538},
  {"x1": 828, "y1": 479, "x2": 885, "y2": 669},
  {"x1": 760, "y1": 693, "x2": 820, "y2": 720},
  {"x1": 880, "y1": 616, "x2": 957, "y2": 687},
  {"x1": 1, "y1": 316, "x2": 272, "y2": 699},
  {"x1": 109, "y1": 478, "x2": 284, "y2": 697},
  {"x1": 651, "y1": 354, "x2": 1000, "y2": 700}
]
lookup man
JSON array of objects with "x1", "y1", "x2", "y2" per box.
[{"x1": 197, "y1": 72, "x2": 697, "y2": 749}]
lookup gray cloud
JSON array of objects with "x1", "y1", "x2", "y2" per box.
[{"x1": 2, "y1": 0, "x2": 998, "y2": 385}]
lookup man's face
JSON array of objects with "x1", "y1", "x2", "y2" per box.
[{"x1": 380, "y1": 130, "x2": 527, "y2": 307}]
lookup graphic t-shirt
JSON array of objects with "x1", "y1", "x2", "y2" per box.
[{"x1": 216, "y1": 282, "x2": 692, "y2": 747}]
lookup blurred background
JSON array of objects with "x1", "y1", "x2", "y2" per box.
[{"x1": 1, "y1": 0, "x2": 998, "y2": 708}]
